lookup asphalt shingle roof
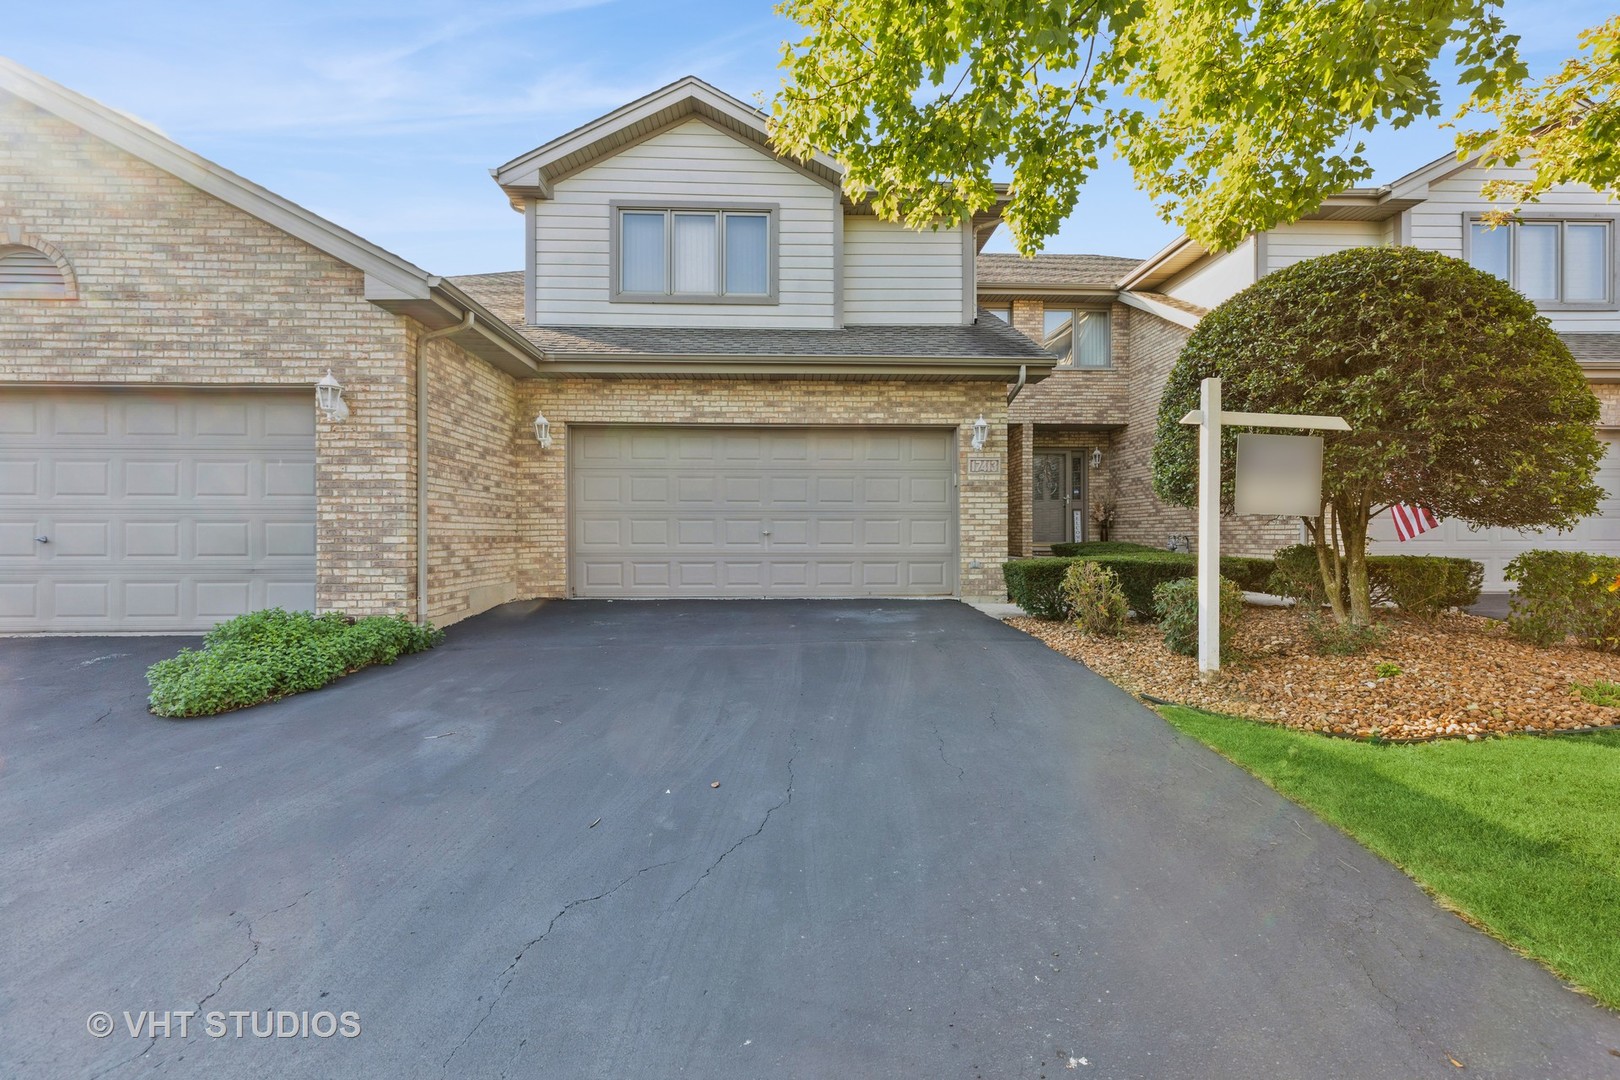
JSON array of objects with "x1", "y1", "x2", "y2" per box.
[
  {"x1": 450, "y1": 271, "x2": 1054, "y2": 359},
  {"x1": 1559, "y1": 332, "x2": 1620, "y2": 365},
  {"x1": 975, "y1": 253, "x2": 1142, "y2": 288}
]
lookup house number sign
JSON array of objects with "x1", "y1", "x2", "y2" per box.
[{"x1": 966, "y1": 456, "x2": 1001, "y2": 475}]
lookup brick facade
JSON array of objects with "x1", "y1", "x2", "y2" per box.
[{"x1": 513, "y1": 379, "x2": 1009, "y2": 601}]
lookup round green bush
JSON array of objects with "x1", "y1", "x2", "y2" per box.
[{"x1": 1062, "y1": 561, "x2": 1128, "y2": 636}]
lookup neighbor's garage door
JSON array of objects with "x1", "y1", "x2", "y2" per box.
[
  {"x1": 0, "y1": 388, "x2": 317, "y2": 632},
  {"x1": 1369, "y1": 431, "x2": 1619, "y2": 591},
  {"x1": 571, "y1": 426, "x2": 956, "y2": 598}
]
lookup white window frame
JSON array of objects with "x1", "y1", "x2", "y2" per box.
[
  {"x1": 610, "y1": 201, "x2": 778, "y2": 304},
  {"x1": 1462, "y1": 214, "x2": 1617, "y2": 310},
  {"x1": 1042, "y1": 307, "x2": 1112, "y2": 369}
]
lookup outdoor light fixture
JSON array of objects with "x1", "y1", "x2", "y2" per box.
[
  {"x1": 533, "y1": 412, "x2": 552, "y2": 449},
  {"x1": 315, "y1": 369, "x2": 348, "y2": 421},
  {"x1": 970, "y1": 415, "x2": 989, "y2": 451},
  {"x1": 1091, "y1": 447, "x2": 1103, "y2": 469}
]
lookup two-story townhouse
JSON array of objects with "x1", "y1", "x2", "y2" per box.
[
  {"x1": 0, "y1": 64, "x2": 1053, "y2": 633},
  {"x1": 1107, "y1": 152, "x2": 1620, "y2": 592}
]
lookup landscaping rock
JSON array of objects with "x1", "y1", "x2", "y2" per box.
[{"x1": 1008, "y1": 607, "x2": 1620, "y2": 741}]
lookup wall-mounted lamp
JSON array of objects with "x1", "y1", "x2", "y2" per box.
[
  {"x1": 970, "y1": 415, "x2": 989, "y2": 451},
  {"x1": 533, "y1": 412, "x2": 553, "y2": 449},
  {"x1": 315, "y1": 370, "x2": 348, "y2": 421},
  {"x1": 1091, "y1": 447, "x2": 1103, "y2": 469}
]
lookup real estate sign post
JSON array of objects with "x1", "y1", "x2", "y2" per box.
[{"x1": 1181, "y1": 378, "x2": 1349, "y2": 679}]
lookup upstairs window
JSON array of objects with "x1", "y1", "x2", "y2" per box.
[
  {"x1": 0, "y1": 244, "x2": 73, "y2": 299},
  {"x1": 1468, "y1": 218, "x2": 1612, "y2": 306},
  {"x1": 1043, "y1": 309, "x2": 1111, "y2": 368},
  {"x1": 615, "y1": 206, "x2": 774, "y2": 302}
]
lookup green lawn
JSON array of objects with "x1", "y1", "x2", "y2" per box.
[{"x1": 1159, "y1": 706, "x2": 1620, "y2": 1010}]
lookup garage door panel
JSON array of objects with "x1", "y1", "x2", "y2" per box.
[
  {"x1": 571, "y1": 426, "x2": 958, "y2": 598},
  {"x1": 1369, "y1": 433, "x2": 1618, "y2": 591},
  {"x1": 0, "y1": 390, "x2": 316, "y2": 632}
]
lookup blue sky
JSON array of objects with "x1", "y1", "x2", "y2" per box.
[{"x1": 6, "y1": 1, "x2": 1607, "y2": 276}]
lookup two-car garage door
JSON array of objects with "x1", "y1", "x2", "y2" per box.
[
  {"x1": 571, "y1": 426, "x2": 957, "y2": 598},
  {"x1": 0, "y1": 388, "x2": 317, "y2": 633}
]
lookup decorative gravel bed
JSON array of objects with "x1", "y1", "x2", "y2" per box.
[{"x1": 1009, "y1": 606, "x2": 1620, "y2": 741}]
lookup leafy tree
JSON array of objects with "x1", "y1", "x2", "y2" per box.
[
  {"x1": 769, "y1": 0, "x2": 1525, "y2": 252},
  {"x1": 1458, "y1": 15, "x2": 1620, "y2": 222},
  {"x1": 1149, "y1": 247, "x2": 1603, "y2": 625}
]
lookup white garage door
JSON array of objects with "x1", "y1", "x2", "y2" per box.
[
  {"x1": 0, "y1": 388, "x2": 317, "y2": 633},
  {"x1": 571, "y1": 426, "x2": 957, "y2": 598},
  {"x1": 1369, "y1": 431, "x2": 1620, "y2": 591}
]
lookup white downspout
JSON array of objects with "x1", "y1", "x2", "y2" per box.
[{"x1": 417, "y1": 311, "x2": 474, "y2": 624}]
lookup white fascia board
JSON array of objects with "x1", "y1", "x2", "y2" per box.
[{"x1": 1117, "y1": 290, "x2": 1202, "y2": 330}]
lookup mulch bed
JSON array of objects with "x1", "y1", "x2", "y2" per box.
[{"x1": 1009, "y1": 606, "x2": 1620, "y2": 741}]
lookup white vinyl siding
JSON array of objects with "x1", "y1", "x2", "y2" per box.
[
  {"x1": 841, "y1": 217, "x2": 966, "y2": 325},
  {"x1": 533, "y1": 119, "x2": 836, "y2": 328},
  {"x1": 1264, "y1": 220, "x2": 1387, "y2": 273},
  {"x1": 1162, "y1": 237, "x2": 1255, "y2": 309},
  {"x1": 1407, "y1": 163, "x2": 1620, "y2": 328}
]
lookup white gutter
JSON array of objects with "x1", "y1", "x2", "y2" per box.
[{"x1": 416, "y1": 311, "x2": 475, "y2": 624}]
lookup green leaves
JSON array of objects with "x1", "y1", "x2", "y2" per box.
[{"x1": 772, "y1": 0, "x2": 1525, "y2": 252}]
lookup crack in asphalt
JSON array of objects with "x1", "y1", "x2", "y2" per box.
[
  {"x1": 670, "y1": 732, "x2": 798, "y2": 910},
  {"x1": 930, "y1": 720, "x2": 966, "y2": 783},
  {"x1": 441, "y1": 859, "x2": 681, "y2": 1077}
]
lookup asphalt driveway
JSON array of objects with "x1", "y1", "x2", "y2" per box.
[{"x1": 2, "y1": 600, "x2": 1616, "y2": 1079}]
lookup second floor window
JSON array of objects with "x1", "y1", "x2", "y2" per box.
[
  {"x1": 1468, "y1": 218, "x2": 1612, "y2": 306},
  {"x1": 1043, "y1": 309, "x2": 1111, "y2": 368},
  {"x1": 616, "y1": 207, "x2": 772, "y2": 301}
]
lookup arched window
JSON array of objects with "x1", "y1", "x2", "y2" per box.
[{"x1": 0, "y1": 244, "x2": 74, "y2": 299}]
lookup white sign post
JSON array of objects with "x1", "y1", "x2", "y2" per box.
[{"x1": 1180, "y1": 377, "x2": 1349, "y2": 679}]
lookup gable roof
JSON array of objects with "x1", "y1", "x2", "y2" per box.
[
  {"x1": 0, "y1": 56, "x2": 543, "y2": 376},
  {"x1": 491, "y1": 76, "x2": 846, "y2": 206},
  {"x1": 976, "y1": 253, "x2": 1142, "y2": 290}
]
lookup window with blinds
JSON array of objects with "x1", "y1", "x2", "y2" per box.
[
  {"x1": 1467, "y1": 218, "x2": 1613, "y2": 306},
  {"x1": 614, "y1": 207, "x2": 773, "y2": 302},
  {"x1": 1042, "y1": 309, "x2": 1112, "y2": 368},
  {"x1": 0, "y1": 245, "x2": 72, "y2": 299}
]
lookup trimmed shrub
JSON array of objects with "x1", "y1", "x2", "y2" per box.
[
  {"x1": 1504, "y1": 550, "x2": 1620, "y2": 652},
  {"x1": 1006, "y1": 551, "x2": 1276, "y2": 618},
  {"x1": 1154, "y1": 575, "x2": 1245, "y2": 659},
  {"x1": 1062, "y1": 561, "x2": 1128, "y2": 636},
  {"x1": 1048, "y1": 541, "x2": 1158, "y2": 557},
  {"x1": 147, "y1": 608, "x2": 445, "y2": 718},
  {"x1": 1376, "y1": 556, "x2": 1483, "y2": 618},
  {"x1": 1268, "y1": 544, "x2": 1482, "y2": 616},
  {"x1": 1003, "y1": 558, "x2": 1075, "y2": 619}
]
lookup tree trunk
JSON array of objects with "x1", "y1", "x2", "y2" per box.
[
  {"x1": 1308, "y1": 499, "x2": 1347, "y2": 623},
  {"x1": 1339, "y1": 492, "x2": 1374, "y2": 625}
]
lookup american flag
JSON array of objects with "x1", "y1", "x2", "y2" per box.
[{"x1": 1390, "y1": 503, "x2": 1440, "y2": 541}]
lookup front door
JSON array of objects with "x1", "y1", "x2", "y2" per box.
[{"x1": 1032, "y1": 452, "x2": 1068, "y2": 547}]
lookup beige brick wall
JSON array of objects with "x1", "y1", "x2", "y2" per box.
[
  {"x1": 513, "y1": 379, "x2": 1010, "y2": 600},
  {"x1": 1111, "y1": 309, "x2": 1300, "y2": 556},
  {"x1": 422, "y1": 333, "x2": 522, "y2": 624},
  {"x1": 1596, "y1": 382, "x2": 1619, "y2": 429},
  {"x1": 1007, "y1": 300, "x2": 1131, "y2": 426},
  {"x1": 0, "y1": 90, "x2": 427, "y2": 616},
  {"x1": 1008, "y1": 422, "x2": 1032, "y2": 556}
]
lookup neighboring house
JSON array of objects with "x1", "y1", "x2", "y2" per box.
[
  {"x1": 1111, "y1": 154, "x2": 1620, "y2": 591},
  {"x1": 0, "y1": 63, "x2": 1051, "y2": 632}
]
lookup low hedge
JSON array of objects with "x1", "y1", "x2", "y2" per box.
[
  {"x1": 1048, "y1": 541, "x2": 1159, "y2": 557},
  {"x1": 1269, "y1": 545, "x2": 1483, "y2": 617},
  {"x1": 1504, "y1": 550, "x2": 1620, "y2": 652},
  {"x1": 1004, "y1": 551, "x2": 1276, "y2": 619},
  {"x1": 147, "y1": 608, "x2": 445, "y2": 718}
]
